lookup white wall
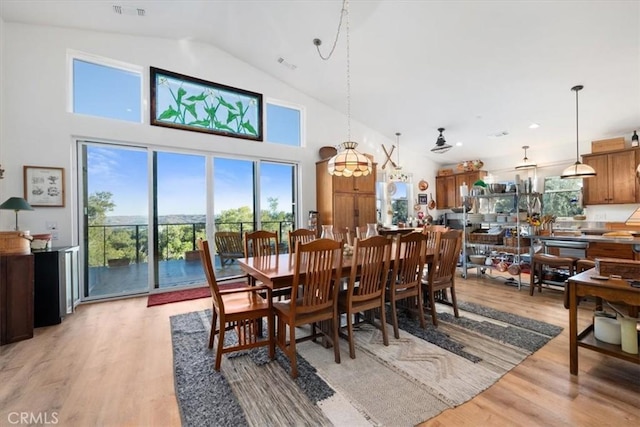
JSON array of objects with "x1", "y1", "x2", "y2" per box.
[{"x1": 0, "y1": 22, "x2": 441, "y2": 244}]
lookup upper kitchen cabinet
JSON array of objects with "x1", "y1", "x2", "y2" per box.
[
  {"x1": 436, "y1": 171, "x2": 487, "y2": 209},
  {"x1": 582, "y1": 147, "x2": 639, "y2": 205}
]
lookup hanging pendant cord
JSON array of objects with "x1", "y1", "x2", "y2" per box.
[{"x1": 575, "y1": 89, "x2": 580, "y2": 162}]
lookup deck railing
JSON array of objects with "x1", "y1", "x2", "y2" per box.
[{"x1": 87, "y1": 220, "x2": 295, "y2": 267}]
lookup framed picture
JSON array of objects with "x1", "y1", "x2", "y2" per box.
[
  {"x1": 24, "y1": 166, "x2": 65, "y2": 207},
  {"x1": 150, "y1": 67, "x2": 263, "y2": 141},
  {"x1": 418, "y1": 194, "x2": 428, "y2": 205}
]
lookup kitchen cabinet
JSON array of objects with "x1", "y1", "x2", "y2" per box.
[
  {"x1": 0, "y1": 254, "x2": 34, "y2": 345},
  {"x1": 582, "y1": 147, "x2": 639, "y2": 205},
  {"x1": 436, "y1": 171, "x2": 487, "y2": 209},
  {"x1": 316, "y1": 159, "x2": 378, "y2": 235}
]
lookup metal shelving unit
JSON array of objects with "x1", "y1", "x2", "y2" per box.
[{"x1": 460, "y1": 191, "x2": 531, "y2": 289}]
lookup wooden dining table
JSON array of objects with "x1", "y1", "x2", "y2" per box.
[{"x1": 237, "y1": 246, "x2": 436, "y2": 291}]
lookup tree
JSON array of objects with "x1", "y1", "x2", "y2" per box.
[{"x1": 88, "y1": 191, "x2": 115, "y2": 225}]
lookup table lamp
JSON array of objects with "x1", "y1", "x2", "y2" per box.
[{"x1": 0, "y1": 197, "x2": 34, "y2": 231}]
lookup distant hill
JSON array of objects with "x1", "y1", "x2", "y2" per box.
[{"x1": 103, "y1": 215, "x2": 206, "y2": 225}]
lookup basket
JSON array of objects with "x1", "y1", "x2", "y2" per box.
[
  {"x1": 468, "y1": 229, "x2": 505, "y2": 244},
  {"x1": 503, "y1": 236, "x2": 527, "y2": 247}
]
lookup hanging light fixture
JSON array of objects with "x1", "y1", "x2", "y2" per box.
[
  {"x1": 389, "y1": 132, "x2": 409, "y2": 182},
  {"x1": 315, "y1": 0, "x2": 372, "y2": 177},
  {"x1": 431, "y1": 127, "x2": 452, "y2": 154},
  {"x1": 561, "y1": 85, "x2": 596, "y2": 179},
  {"x1": 515, "y1": 145, "x2": 537, "y2": 170}
]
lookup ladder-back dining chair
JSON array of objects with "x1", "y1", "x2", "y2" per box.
[
  {"x1": 338, "y1": 235, "x2": 392, "y2": 358},
  {"x1": 197, "y1": 239, "x2": 274, "y2": 371},
  {"x1": 273, "y1": 238, "x2": 343, "y2": 378},
  {"x1": 422, "y1": 229, "x2": 463, "y2": 326},
  {"x1": 243, "y1": 230, "x2": 279, "y2": 257},
  {"x1": 288, "y1": 228, "x2": 316, "y2": 253},
  {"x1": 386, "y1": 232, "x2": 428, "y2": 339},
  {"x1": 333, "y1": 227, "x2": 352, "y2": 246},
  {"x1": 354, "y1": 225, "x2": 368, "y2": 240}
]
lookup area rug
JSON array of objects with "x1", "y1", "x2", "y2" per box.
[
  {"x1": 170, "y1": 302, "x2": 562, "y2": 426},
  {"x1": 148, "y1": 281, "x2": 247, "y2": 307}
]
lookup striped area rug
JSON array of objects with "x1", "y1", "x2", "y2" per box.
[{"x1": 170, "y1": 303, "x2": 562, "y2": 426}]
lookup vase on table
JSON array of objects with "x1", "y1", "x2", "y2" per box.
[
  {"x1": 365, "y1": 223, "x2": 378, "y2": 238},
  {"x1": 320, "y1": 225, "x2": 334, "y2": 239}
]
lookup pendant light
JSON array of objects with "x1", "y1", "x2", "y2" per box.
[
  {"x1": 431, "y1": 127, "x2": 452, "y2": 154},
  {"x1": 515, "y1": 145, "x2": 537, "y2": 170},
  {"x1": 316, "y1": 0, "x2": 372, "y2": 177},
  {"x1": 561, "y1": 85, "x2": 596, "y2": 179}
]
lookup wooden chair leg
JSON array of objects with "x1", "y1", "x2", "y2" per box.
[
  {"x1": 268, "y1": 312, "x2": 275, "y2": 361},
  {"x1": 215, "y1": 322, "x2": 225, "y2": 371},
  {"x1": 289, "y1": 320, "x2": 298, "y2": 379},
  {"x1": 416, "y1": 290, "x2": 427, "y2": 330},
  {"x1": 332, "y1": 311, "x2": 341, "y2": 364},
  {"x1": 209, "y1": 309, "x2": 217, "y2": 349},
  {"x1": 450, "y1": 284, "x2": 459, "y2": 318},
  {"x1": 379, "y1": 302, "x2": 389, "y2": 346},
  {"x1": 346, "y1": 312, "x2": 356, "y2": 359},
  {"x1": 429, "y1": 287, "x2": 438, "y2": 326},
  {"x1": 390, "y1": 296, "x2": 400, "y2": 339}
]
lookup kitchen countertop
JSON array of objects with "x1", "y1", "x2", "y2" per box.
[{"x1": 527, "y1": 234, "x2": 640, "y2": 246}]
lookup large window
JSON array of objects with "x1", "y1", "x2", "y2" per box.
[
  {"x1": 70, "y1": 52, "x2": 142, "y2": 123},
  {"x1": 542, "y1": 176, "x2": 584, "y2": 217},
  {"x1": 266, "y1": 101, "x2": 303, "y2": 146}
]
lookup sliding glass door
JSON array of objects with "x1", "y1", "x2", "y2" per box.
[
  {"x1": 81, "y1": 143, "x2": 299, "y2": 298},
  {"x1": 83, "y1": 144, "x2": 149, "y2": 298},
  {"x1": 154, "y1": 152, "x2": 206, "y2": 289}
]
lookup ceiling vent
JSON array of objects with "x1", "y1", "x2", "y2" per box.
[{"x1": 113, "y1": 5, "x2": 146, "y2": 16}]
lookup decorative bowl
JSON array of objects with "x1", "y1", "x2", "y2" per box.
[{"x1": 469, "y1": 255, "x2": 486, "y2": 265}]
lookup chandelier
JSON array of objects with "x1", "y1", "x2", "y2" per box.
[{"x1": 315, "y1": 0, "x2": 371, "y2": 177}]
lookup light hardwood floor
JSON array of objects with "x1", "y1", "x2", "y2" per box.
[{"x1": 1, "y1": 272, "x2": 638, "y2": 426}]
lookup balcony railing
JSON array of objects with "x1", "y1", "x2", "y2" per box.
[{"x1": 87, "y1": 220, "x2": 295, "y2": 267}]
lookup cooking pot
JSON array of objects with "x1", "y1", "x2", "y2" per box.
[
  {"x1": 497, "y1": 261, "x2": 508, "y2": 272},
  {"x1": 508, "y1": 263, "x2": 521, "y2": 275}
]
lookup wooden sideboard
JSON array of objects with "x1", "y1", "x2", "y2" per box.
[{"x1": 0, "y1": 254, "x2": 34, "y2": 345}]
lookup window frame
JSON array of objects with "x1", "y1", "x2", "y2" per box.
[
  {"x1": 265, "y1": 98, "x2": 305, "y2": 147},
  {"x1": 67, "y1": 49, "x2": 144, "y2": 123}
]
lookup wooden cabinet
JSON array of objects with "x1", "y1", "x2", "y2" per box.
[
  {"x1": 316, "y1": 159, "x2": 377, "y2": 234},
  {"x1": 0, "y1": 254, "x2": 34, "y2": 345},
  {"x1": 582, "y1": 148, "x2": 639, "y2": 205},
  {"x1": 436, "y1": 171, "x2": 487, "y2": 209}
]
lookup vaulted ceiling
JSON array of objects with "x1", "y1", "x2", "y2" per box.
[{"x1": 2, "y1": 0, "x2": 639, "y2": 166}]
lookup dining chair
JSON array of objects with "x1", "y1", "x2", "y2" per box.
[
  {"x1": 273, "y1": 238, "x2": 343, "y2": 378},
  {"x1": 244, "y1": 230, "x2": 288, "y2": 299},
  {"x1": 197, "y1": 239, "x2": 274, "y2": 371},
  {"x1": 243, "y1": 230, "x2": 279, "y2": 257},
  {"x1": 422, "y1": 229, "x2": 463, "y2": 326},
  {"x1": 354, "y1": 225, "x2": 368, "y2": 240},
  {"x1": 214, "y1": 231, "x2": 244, "y2": 266},
  {"x1": 338, "y1": 235, "x2": 392, "y2": 358},
  {"x1": 333, "y1": 227, "x2": 352, "y2": 246},
  {"x1": 386, "y1": 231, "x2": 428, "y2": 339},
  {"x1": 288, "y1": 228, "x2": 317, "y2": 253}
]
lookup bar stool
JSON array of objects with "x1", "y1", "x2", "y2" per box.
[{"x1": 530, "y1": 253, "x2": 578, "y2": 296}]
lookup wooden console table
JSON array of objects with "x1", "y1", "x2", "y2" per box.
[{"x1": 567, "y1": 269, "x2": 640, "y2": 374}]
